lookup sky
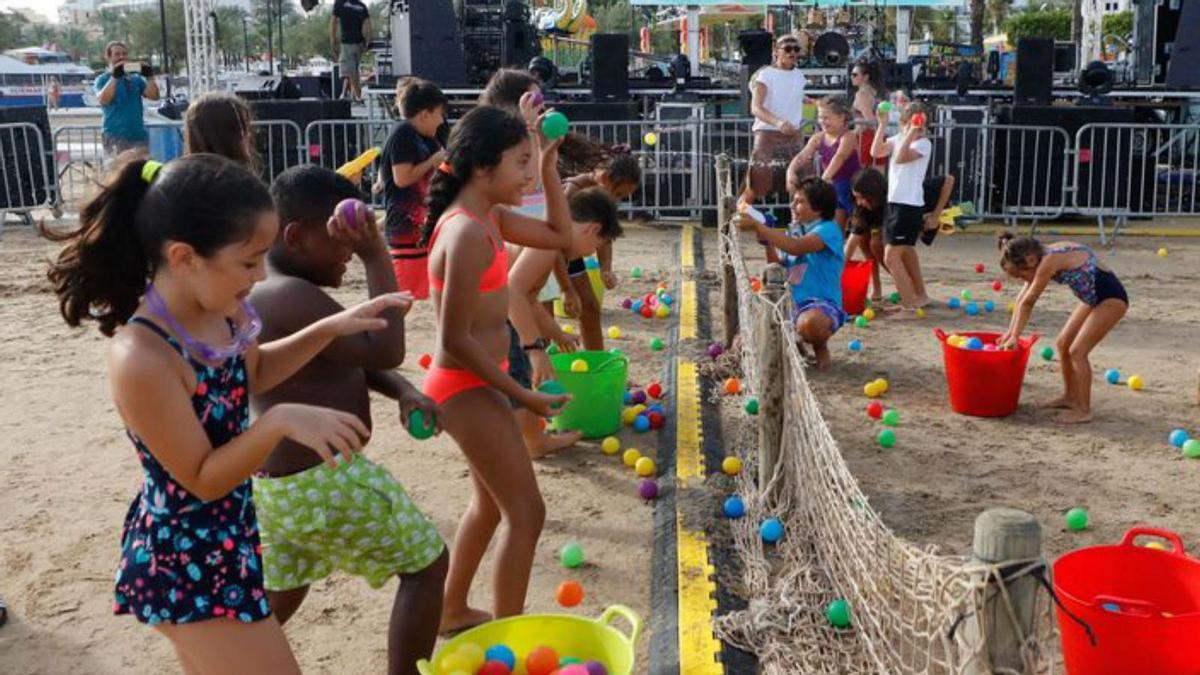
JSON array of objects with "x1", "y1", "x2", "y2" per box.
[{"x1": 0, "y1": 0, "x2": 62, "y2": 23}]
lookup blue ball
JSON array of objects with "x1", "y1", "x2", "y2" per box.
[
  {"x1": 760, "y1": 517, "x2": 784, "y2": 543},
  {"x1": 633, "y1": 415, "x2": 651, "y2": 432},
  {"x1": 984, "y1": 300, "x2": 995, "y2": 312},
  {"x1": 585, "y1": 257, "x2": 600, "y2": 270},
  {"x1": 948, "y1": 297, "x2": 962, "y2": 309},
  {"x1": 966, "y1": 337, "x2": 984, "y2": 350},
  {"x1": 661, "y1": 294, "x2": 674, "y2": 306},
  {"x1": 848, "y1": 339, "x2": 862, "y2": 352},
  {"x1": 485, "y1": 644, "x2": 516, "y2": 671},
  {"x1": 723, "y1": 496, "x2": 746, "y2": 519},
  {"x1": 646, "y1": 404, "x2": 665, "y2": 415},
  {"x1": 1170, "y1": 429, "x2": 1190, "y2": 448},
  {"x1": 965, "y1": 302, "x2": 980, "y2": 316},
  {"x1": 631, "y1": 300, "x2": 643, "y2": 314},
  {"x1": 1105, "y1": 369, "x2": 1120, "y2": 385},
  {"x1": 623, "y1": 391, "x2": 633, "y2": 405}
]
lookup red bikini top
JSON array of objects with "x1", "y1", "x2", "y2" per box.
[{"x1": 428, "y1": 207, "x2": 508, "y2": 294}]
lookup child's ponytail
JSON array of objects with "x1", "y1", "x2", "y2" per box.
[
  {"x1": 45, "y1": 152, "x2": 274, "y2": 337},
  {"x1": 422, "y1": 164, "x2": 466, "y2": 247},
  {"x1": 44, "y1": 154, "x2": 154, "y2": 336}
]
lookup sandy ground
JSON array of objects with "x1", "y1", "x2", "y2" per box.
[
  {"x1": 723, "y1": 227, "x2": 1200, "y2": 560},
  {"x1": 0, "y1": 221, "x2": 682, "y2": 674}
]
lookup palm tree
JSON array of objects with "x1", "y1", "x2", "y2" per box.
[{"x1": 969, "y1": 0, "x2": 985, "y2": 75}]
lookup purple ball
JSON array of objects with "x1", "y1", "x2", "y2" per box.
[
  {"x1": 638, "y1": 479, "x2": 658, "y2": 501},
  {"x1": 631, "y1": 390, "x2": 647, "y2": 405},
  {"x1": 707, "y1": 343, "x2": 725, "y2": 358},
  {"x1": 585, "y1": 662, "x2": 609, "y2": 675},
  {"x1": 621, "y1": 297, "x2": 633, "y2": 309},
  {"x1": 335, "y1": 198, "x2": 367, "y2": 230}
]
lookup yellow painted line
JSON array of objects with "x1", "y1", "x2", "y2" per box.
[
  {"x1": 680, "y1": 280, "x2": 698, "y2": 340},
  {"x1": 681, "y1": 224, "x2": 695, "y2": 270},
  {"x1": 956, "y1": 223, "x2": 1200, "y2": 237},
  {"x1": 675, "y1": 360, "x2": 703, "y2": 483}
]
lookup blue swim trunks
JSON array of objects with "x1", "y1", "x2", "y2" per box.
[{"x1": 792, "y1": 299, "x2": 848, "y2": 334}]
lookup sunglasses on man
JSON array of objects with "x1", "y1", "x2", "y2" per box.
[{"x1": 779, "y1": 44, "x2": 801, "y2": 53}]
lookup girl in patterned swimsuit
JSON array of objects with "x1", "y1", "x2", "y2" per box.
[
  {"x1": 44, "y1": 153, "x2": 406, "y2": 673},
  {"x1": 997, "y1": 233, "x2": 1129, "y2": 424}
]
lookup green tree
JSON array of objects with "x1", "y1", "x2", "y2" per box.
[
  {"x1": 1103, "y1": 10, "x2": 1132, "y2": 41},
  {"x1": 0, "y1": 10, "x2": 29, "y2": 52},
  {"x1": 1003, "y1": 8, "x2": 1072, "y2": 42},
  {"x1": 986, "y1": 0, "x2": 1011, "y2": 34}
]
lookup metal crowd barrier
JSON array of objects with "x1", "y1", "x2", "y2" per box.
[
  {"x1": 304, "y1": 119, "x2": 393, "y2": 206},
  {"x1": 0, "y1": 122, "x2": 54, "y2": 232}
]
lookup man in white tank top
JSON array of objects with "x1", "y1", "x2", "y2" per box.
[{"x1": 748, "y1": 34, "x2": 808, "y2": 199}]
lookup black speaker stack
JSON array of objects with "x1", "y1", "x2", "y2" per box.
[
  {"x1": 0, "y1": 106, "x2": 52, "y2": 211},
  {"x1": 1166, "y1": 0, "x2": 1200, "y2": 88},
  {"x1": 1014, "y1": 38, "x2": 1053, "y2": 105},
  {"x1": 249, "y1": 99, "x2": 353, "y2": 182},
  {"x1": 738, "y1": 30, "x2": 773, "y2": 116},
  {"x1": 590, "y1": 33, "x2": 629, "y2": 101}
]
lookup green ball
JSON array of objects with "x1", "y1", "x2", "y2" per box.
[
  {"x1": 1041, "y1": 346, "x2": 1055, "y2": 361},
  {"x1": 881, "y1": 409, "x2": 900, "y2": 427},
  {"x1": 560, "y1": 542, "x2": 584, "y2": 568},
  {"x1": 560, "y1": 657, "x2": 584, "y2": 666},
  {"x1": 547, "y1": 343, "x2": 559, "y2": 355},
  {"x1": 407, "y1": 408, "x2": 435, "y2": 440},
  {"x1": 877, "y1": 429, "x2": 896, "y2": 448},
  {"x1": 854, "y1": 316, "x2": 869, "y2": 329},
  {"x1": 1183, "y1": 439, "x2": 1200, "y2": 459},
  {"x1": 1066, "y1": 507, "x2": 1088, "y2": 531},
  {"x1": 864, "y1": 298, "x2": 872, "y2": 308},
  {"x1": 631, "y1": 266, "x2": 643, "y2": 279},
  {"x1": 650, "y1": 337, "x2": 665, "y2": 351},
  {"x1": 826, "y1": 599, "x2": 852, "y2": 628},
  {"x1": 744, "y1": 398, "x2": 760, "y2": 415},
  {"x1": 889, "y1": 291, "x2": 901, "y2": 304},
  {"x1": 960, "y1": 289, "x2": 973, "y2": 300},
  {"x1": 541, "y1": 111, "x2": 569, "y2": 140}
]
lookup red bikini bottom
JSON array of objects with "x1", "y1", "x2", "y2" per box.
[{"x1": 422, "y1": 360, "x2": 509, "y2": 405}]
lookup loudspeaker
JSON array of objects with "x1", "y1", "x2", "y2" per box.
[
  {"x1": 234, "y1": 75, "x2": 301, "y2": 100},
  {"x1": 1053, "y1": 42, "x2": 1076, "y2": 73},
  {"x1": 0, "y1": 106, "x2": 51, "y2": 210},
  {"x1": 737, "y1": 29, "x2": 773, "y2": 71},
  {"x1": 502, "y1": 16, "x2": 540, "y2": 67},
  {"x1": 591, "y1": 33, "x2": 629, "y2": 101},
  {"x1": 403, "y1": 0, "x2": 468, "y2": 86},
  {"x1": 287, "y1": 75, "x2": 324, "y2": 98},
  {"x1": 1154, "y1": 0, "x2": 1184, "y2": 83},
  {"x1": 882, "y1": 60, "x2": 913, "y2": 91},
  {"x1": 1015, "y1": 38, "x2": 1054, "y2": 105},
  {"x1": 249, "y1": 99, "x2": 353, "y2": 181},
  {"x1": 1166, "y1": 0, "x2": 1200, "y2": 87}
]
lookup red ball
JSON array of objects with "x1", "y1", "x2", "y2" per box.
[
  {"x1": 556, "y1": 580, "x2": 584, "y2": 607},
  {"x1": 974, "y1": 263, "x2": 985, "y2": 274},
  {"x1": 992, "y1": 280, "x2": 1003, "y2": 292},
  {"x1": 526, "y1": 647, "x2": 559, "y2": 675},
  {"x1": 647, "y1": 382, "x2": 663, "y2": 399},
  {"x1": 640, "y1": 306, "x2": 653, "y2": 318},
  {"x1": 911, "y1": 112, "x2": 926, "y2": 127},
  {"x1": 418, "y1": 353, "x2": 432, "y2": 370},
  {"x1": 478, "y1": 661, "x2": 512, "y2": 675},
  {"x1": 648, "y1": 412, "x2": 664, "y2": 429},
  {"x1": 866, "y1": 401, "x2": 884, "y2": 419}
]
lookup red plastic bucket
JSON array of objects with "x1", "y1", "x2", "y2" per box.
[
  {"x1": 841, "y1": 259, "x2": 873, "y2": 316},
  {"x1": 933, "y1": 329, "x2": 1038, "y2": 417},
  {"x1": 1054, "y1": 527, "x2": 1200, "y2": 674}
]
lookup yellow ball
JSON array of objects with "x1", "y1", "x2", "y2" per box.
[
  {"x1": 622, "y1": 448, "x2": 642, "y2": 467},
  {"x1": 621, "y1": 408, "x2": 638, "y2": 425},
  {"x1": 1007, "y1": 301, "x2": 1016, "y2": 314},
  {"x1": 607, "y1": 326, "x2": 622, "y2": 339},
  {"x1": 874, "y1": 378, "x2": 889, "y2": 394},
  {"x1": 1128, "y1": 375, "x2": 1144, "y2": 391},
  {"x1": 644, "y1": 131, "x2": 658, "y2": 146},
  {"x1": 455, "y1": 644, "x2": 485, "y2": 672},
  {"x1": 1145, "y1": 541, "x2": 1168, "y2": 550},
  {"x1": 562, "y1": 324, "x2": 576, "y2": 335},
  {"x1": 721, "y1": 456, "x2": 743, "y2": 476},
  {"x1": 570, "y1": 359, "x2": 589, "y2": 373},
  {"x1": 632, "y1": 403, "x2": 647, "y2": 414},
  {"x1": 1158, "y1": 247, "x2": 1169, "y2": 257},
  {"x1": 915, "y1": 307, "x2": 926, "y2": 319},
  {"x1": 864, "y1": 382, "x2": 881, "y2": 398},
  {"x1": 656, "y1": 305, "x2": 670, "y2": 318},
  {"x1": 438, "y1": 653, "x2": 471, "y2": 675},
  {"x1": 635, "y1": 456, "x2": 657, "y2": 477},
  {"x1": 863, "y1": 308, "x2": 876, "y2": 321}
]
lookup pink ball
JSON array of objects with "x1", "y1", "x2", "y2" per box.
[
  {"x1": 638, "y1": 479, "x2": 659, "y2": 500},
  {"x1": 335, "y1": 198, "x2": 367, "y2": 230},
  {"x1": 530, "y1": 89, "x2": 545, "y2": 108},
  {"x1": 559, "y1": 666, "x2": 589, "y2": 675}
]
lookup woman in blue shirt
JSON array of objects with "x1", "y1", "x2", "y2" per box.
[{"x1": 738, "y1": 177, "x2": 845, "y2": 369}]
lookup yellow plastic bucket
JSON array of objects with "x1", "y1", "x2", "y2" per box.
[
  {"x1": 416, "y1": 605, "x2": 641, "y2": 675},
  {"x1": 554, "y1": 265, "x2": 606, "y2": 318}
]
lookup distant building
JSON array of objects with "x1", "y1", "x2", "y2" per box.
[
  {"x1": 59, "y1": 0, "x2": 103, "y2": 35},
  {"x1": 97, "y1": 0, "x2": 253, "y2": 12},
  {"x1": 1102, "y1": 0, "x2": 1130, "y2": 13}
]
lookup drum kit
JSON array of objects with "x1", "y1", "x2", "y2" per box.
[{"x1": 791, "y1": 4, "x2": 878, "y2": 68}]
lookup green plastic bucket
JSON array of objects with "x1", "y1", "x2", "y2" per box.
[{"x1": 548, "y1": 350, "x2": 628, "y2": 438}]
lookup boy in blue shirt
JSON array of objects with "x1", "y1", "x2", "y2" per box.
[{"x1": 739, "y1": 177, "x2": 846, "y2": 369}]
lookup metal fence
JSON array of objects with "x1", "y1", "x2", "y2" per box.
[{"x1": 7, "y1": 116, "x2": 1200, "y2": 240}]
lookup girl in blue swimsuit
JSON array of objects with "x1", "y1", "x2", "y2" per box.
[
  {"x1": 997, "y1": 233, "x2": 1129, "y2": 424},
  {"x1": 44, "y1": 153, "x2": 406, "y2": 673}
]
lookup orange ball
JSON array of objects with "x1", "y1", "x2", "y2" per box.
[
  {"x1": 525, "y1": 646, "x2": 559, "y2": 675},
  {"x1": 556, "y1": 579, "x2": 585, "y2": 607},
  {"x1": 750, "y1": 278, "x2": 762, "y2": 293},
  {"x1": 723, "y1": 377, "x2": 741, "y2": 395}
]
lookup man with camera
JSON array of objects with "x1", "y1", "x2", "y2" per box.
[{"x1": 94, "y1": 41, "x2": 160, "y2": 157}]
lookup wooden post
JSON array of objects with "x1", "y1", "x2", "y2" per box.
[
  {"x1": 757, "y1": 264, "x2": 786, "y2": 493},
  {"x1": 961, "y1": 508, "x2": 1043, "y2": 674},
  {"x1": 716, "y1": 155, "x2": 739, "y2": 347}
]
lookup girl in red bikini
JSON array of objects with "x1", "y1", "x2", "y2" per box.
[{"x1": 421, "y1": 105, "x2": 574, "y2": 634}]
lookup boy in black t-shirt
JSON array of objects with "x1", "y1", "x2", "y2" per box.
[{"x1": 377, "y1": 78, "x2": 448, "y2": 300}]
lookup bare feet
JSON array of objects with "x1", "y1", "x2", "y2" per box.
[
  {"x1": 890, "y1": 308, "x2": 924, "y2": 321},
  {"x1": 1039, "y1": 396, "x2": 1074, "y2": 410},
  {"x1": 1055, "y1": 408, "x2": 1093, "y2": 424},
  {"x1": 870, "y1": 294, "x2": 884, "y2": 303},
  {"x1": 528, "y1": 430, "x2": 583, "y2": 459},
  {"x1": 914, "y1": 296, "x2": 934, "y2": 308},
  {"x1": 812, "y1": 343, "x2": 831, "y2": 370},
  {"x1": 439, "y1": 607, "x2": 492, "y2": 636}
]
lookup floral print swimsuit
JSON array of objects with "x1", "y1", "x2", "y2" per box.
[{"x1": 113, "y1": 317, "x2": 271, "y2": 626}]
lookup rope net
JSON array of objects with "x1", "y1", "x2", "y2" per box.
[{"x1": 710, "y1": 156, "x2": 1059, "y2": 674}]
